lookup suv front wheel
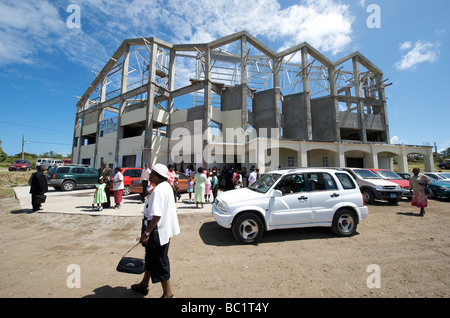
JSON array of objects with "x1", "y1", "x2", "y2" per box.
[
  {"x1": 232, "y1": 212, "x2": 264, "y2": 244},
  {"x1": 61, "y1": 180, "x2": 76, "y2": 191},
  {"x1": 331, "y1": 209, "x2": 357, "y2": 237}
]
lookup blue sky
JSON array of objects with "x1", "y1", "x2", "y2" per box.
[{"x1": 0, "y1": 0, "x2": 449, "y2": 157}]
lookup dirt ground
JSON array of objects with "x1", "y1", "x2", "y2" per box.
[{"x1": 0, "y1": 194, "x2": 449, "y2": 299}]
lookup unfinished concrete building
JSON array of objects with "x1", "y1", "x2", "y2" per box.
[{"x1": 72, "y1": 30, "x2": 434, "y2": 172}]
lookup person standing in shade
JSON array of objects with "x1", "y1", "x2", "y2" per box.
[
  {"x1": 98, "y1": 162, "x2": 113, "y2": 208},
  {"x1": 248, "y1": 167, "x2": 257, "y2": 187},
  {"x1": 139, "y1": 163, "x2": 151, "y2": 203},
  {"x1": 132, "y1": 163, "x2": 180, "y2": 298},
  {"x1": 409, "y1": 167, "x2": 432, "y2": 216},
  {"x1": 112, "y1": 167, "x2": 124, "y2": 209},
  {"x1": 194, "y1": 167, "x2": 207, "y2": 208},
  {"x1": 211, "y1": 170, "x2": 219, "y2": 202},
  {"x1": 29, "y1": 165, "x2": 48, "y2": 212}
]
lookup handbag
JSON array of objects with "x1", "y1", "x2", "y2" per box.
[
  {"x1": 424, "y1": 186, "x2": 432, "y2": 195},
  {"x1": 36, "y1": 194, "x2": 46, "y2": 204},
  {"x1": 116, "y1": 242, "x2": 145, "y2": 274}
]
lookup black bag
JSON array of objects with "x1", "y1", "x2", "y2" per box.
[
  {"x1": 36, "y1": 194, "x2": 46, "y2": 204},
  {"x1": 424, "y1": 186, "x2": 432, "y2": 195},
  {"x1": 116, "y1": 243, "x2": 145, "y2": 274}
]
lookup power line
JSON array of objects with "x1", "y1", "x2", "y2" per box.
[
  {"x1": 27, "y1": 140, "x2": 72, "y2": 146},
  {"x1": 0, "y1": 120, "x2": 68, "y2": 133}
]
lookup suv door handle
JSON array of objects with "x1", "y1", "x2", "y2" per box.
[
  {"x1": 298, "y1": 196, "x2": 308, "y2": 200},
  {"x1": 330, "y1": 193, "x2": 340, "y2": 198}
]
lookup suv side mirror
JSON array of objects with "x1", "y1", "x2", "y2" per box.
[{"x1": 272, "y1": 190, "x2": 282, "y2": 197}]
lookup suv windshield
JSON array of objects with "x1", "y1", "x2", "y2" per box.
[
  {"x1": 375, "y1": 170, "x2": 403, "y2": 180},
  {"x1": 249, "y1": 173, "x2": 281, "y2": 193},
  {"x1": 353, "y1": 169, "x2": 380, "y2": 179}
]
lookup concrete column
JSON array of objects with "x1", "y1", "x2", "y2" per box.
[
  {"x1": 143, "y1": 42, "x2": 157, "y2": 166},
  {"x1": 424, "y1": 147, "x2": 434, "y2": 172},
  {"x1": 376, "y1": 74, "x2": 390, "y2": 144},
  {"x1": 114, "y1": 44, "x2": 129, "y2": 166},
  {"x1": 167, "y1": 49, "x2": 176, "y2": 166},
  {"x1": 272, "y1": 56, "x2": 281, "y2": 139},
  {"x1": 298, "y1": 142, "x2": 308, "y2": 167},
  {"x1": 203, "y1": 48, "x2": 212, "y2": 168},
  {"x1": 328, "y1": 67, "x2": 340, "y2": 141},
  {"x1": 240, "y1": 36, "x2": 248, "y2": 130},
  {"x1": 352, "y1": 56, "x2": 367, "y2": 143},
  {"x1": 398, "y1": 146, "x2": 409, "y2": 173},
  {"x1": 301, "y1": 47, "x2": 312, "y2": 140}
]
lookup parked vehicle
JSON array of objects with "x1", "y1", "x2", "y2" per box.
[
  {"x1": 119, "y1": 167, "x2": 143, "y2": 196},
  {"x1": 423, "y1": 172, "x2": 450, "y2": 182},
  {"x1": 342, "y1": 168, "x2": 404, "y2": 204},
  {"x1": 212, "y1": 168, "x2": 368, "y2": 244},
  {"x1": 369, "y1": 169, "x2": 412, "y2": 198},
  {"x1": 437, "y1": 159, "x2": 450, "y2": 170},
  {"x1": 36, "y1": 158, "x2": 63, "y2": 170},
  {"x1": 9, "y1": 159, "x2": 31, "y2": 171},
  {"x1": 429, "y1": 180, "x2": 450, "y2": 199},
  {"x1": 47, "y1": 165, "x2": 98, "y2": 191},
  {"x1": 129, "y1": 171, "x2": 188, "y2": 194},
  {"x1": 63, "y1": 159, "x2": 72, "y2": 165},
  {"x1": 397, "y1": 172, "x2": 412, "y2": 180}
]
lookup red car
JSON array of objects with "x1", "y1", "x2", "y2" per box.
[
  {"x1": 118, "y1": 167, "x2": 143, "y2": 196},
  {"x1": 9, "y1": 159, "x2": 31, "y2": 171},
  {"x1": 369, "y1": 169, "x2": 412, "y2": 198}
]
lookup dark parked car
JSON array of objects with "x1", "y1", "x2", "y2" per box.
[
  {"x1": 429, "y1": 181, "x2": 450, "y2": 199},
  {"x1": 437, "y1": 159, "x2": 450, "y2": 170},
  {"x1": 9, "y1": 159, "x2": 31, "y2": 171},
  {"x1": 47, "y1": 165, "x2": 98, "y2": 191}
]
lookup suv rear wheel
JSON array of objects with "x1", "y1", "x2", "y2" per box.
[
  {"x1": 61, "y1": 180, "x2": 76, "y2": 191},
  {"x1": 331, "y1": 209, "x2": 357, "y2": 237},
  {"x1": 232, "y1": 212, "x2": 264, "y2": 244}
]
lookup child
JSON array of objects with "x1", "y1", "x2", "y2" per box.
[
  {"x1": 235, "y1": 180, "x2": 242, "y2": 189},
  {"x1": 94, "y1": 177, "x2": 107, "y2": 211},
  {"x1": 187, "y1": 176, "x2": 194, "y2": 203},
  {"x1": 173, "y1": 176, "x2": 181, "y2": 201}
]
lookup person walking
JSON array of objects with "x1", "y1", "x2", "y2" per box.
[
  {"x1": 29, "y1": 165, "x2": 48, "y2": 212},
  {"x1": 409, "y1": 167, "x2": 432, "y2": 216},
  {"x1": 98, "y1": 162, "x2": 113, "y2": 208},
  {"x1": 139, "y1": 163, "x2": 151, "y2": 203},
  {"x1": 132, "y1": 163, "x2": 180, "y2": 298},
  {"x1": 211, "y1": 170, "x2": 219, "y2": 202},
  {"x1": 194, "y1": 167, "x2": 207, "y2": 208},
  {"x1": 112, "y1": 167, "x2": 124, "y2": 209}
]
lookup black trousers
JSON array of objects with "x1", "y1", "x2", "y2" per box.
[
  {"x1": 141, "y1": 180, "x2": 148, "y2": 201},
  {"x1": 144, "y1": 226, "x2": 170, "y2": 284}
]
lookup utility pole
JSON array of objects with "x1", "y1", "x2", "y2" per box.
[{"x1": 22, "y1": 134, "x2": 24, "y2": 159}]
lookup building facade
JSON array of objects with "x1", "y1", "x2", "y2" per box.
[{"x1": 72, "y1": 31, "x2": 434, "y2": 172}]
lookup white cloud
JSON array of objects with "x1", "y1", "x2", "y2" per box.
[
  {"x1": 390, "y1": 136, "x2": 406, "y2": 145},
  {"x1": 395, "y1": 40, "x2": 441, "y2": 71},
  {"x1": 0, "y1": 0, "x2": 355, "y2": 70}
]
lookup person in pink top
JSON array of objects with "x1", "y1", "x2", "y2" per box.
[{"x1": 167, "y1": 164, "x2": 177, "y2": 186}]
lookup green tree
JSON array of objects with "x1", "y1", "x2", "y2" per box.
[{"x1": 0, "y1": 140, "x2": 7, "y2": 162}]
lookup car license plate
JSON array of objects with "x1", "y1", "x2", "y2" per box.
[{"x1": 390, "y1": 193, "x2": 396, "y2": 198}]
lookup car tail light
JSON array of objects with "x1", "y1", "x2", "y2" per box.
[
  {"x1": 362, "y1": 194, "x2": 365, "y2": 206},
  {"x1": 52, "y1": 174, "x2": 56, "y2": 179}
]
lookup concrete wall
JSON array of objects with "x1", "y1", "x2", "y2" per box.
[
  {"x1": 310, "y1": 96, "x2": 337, "y2": 142},
  {"x1": 281, "y1": 93, "x2": 308, "y2": 140}
]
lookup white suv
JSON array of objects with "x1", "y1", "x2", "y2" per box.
[{"x1": 212, "y1": 168, "x2": 368, "y2": 244}]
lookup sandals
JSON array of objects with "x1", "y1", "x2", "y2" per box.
[{"x1": 131, "y1": 283, "x2": 149, "y2": 296}]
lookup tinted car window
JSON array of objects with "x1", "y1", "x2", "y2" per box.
[
  {"x1": 72, "y1": 167, "x2": 85, "y2": 174},
  {"x1": 57, "y1": 167, "x2": 70, "y2": 173},
  {"x1": 336, "y1": 173, "x2": 356, "y2": 190},
  {"x1": 307, "y1": 173, "x2": 337, "y2": 191}
]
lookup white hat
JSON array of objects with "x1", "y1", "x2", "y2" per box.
[{"x1": 151, "y1": 163, "x2": 169, "y2": 179}]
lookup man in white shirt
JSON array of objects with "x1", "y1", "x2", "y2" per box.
[
  {"x1": 139, "y1": 163, "x2": 151, "y2": 203},
  {"x1": 248, "y1": 167, "x2": 257, "y2": 187},
  {"x1": 132, "y1": 163, "x2": 180, "y2": 298}
]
